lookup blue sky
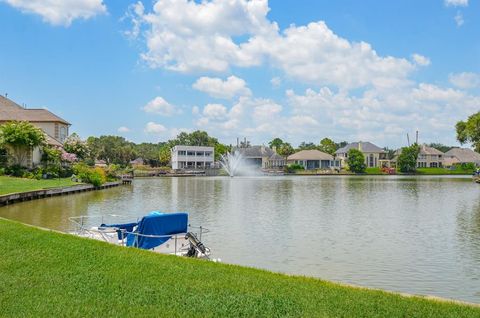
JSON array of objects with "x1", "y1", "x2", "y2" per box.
[{"x1": 0, "y1": 0, "x2": 479, "y2": 148}]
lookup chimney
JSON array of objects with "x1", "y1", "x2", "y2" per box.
[{"x1": 358, "y1": 141, "x2": 362, "y2": 152}]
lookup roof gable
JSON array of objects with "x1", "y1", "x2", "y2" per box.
[
  {"x1": 335, "y1": 141, "x2": 385, "y2": 154},
  {"x1": 288, "y1": 150, "x2": 333, "y2": 161},
  {"x1": 0, "y1": 96, "x2": 70, "y2": 125},
  {"x1": 445, "y1": 148, "x2": 480, "y2": 162}
]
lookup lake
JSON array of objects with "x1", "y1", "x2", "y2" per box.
[{"x1": 1, "y1": 175, "x2": 479, "y2": 303}]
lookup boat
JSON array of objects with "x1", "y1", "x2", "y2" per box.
[{"x1": 69, "y1": 211, "x2": 212, "y2": 259}]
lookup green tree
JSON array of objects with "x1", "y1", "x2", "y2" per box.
[
  {"x1": 456, "y1": 112, "x2": 480, "y2": 152},
  {"x1": 336, "y1": 141, "x2": 348, "y2": 149},
  {"x1": 135, "y1": 142, "x2": 166, "y2": 166},
  {"x1": 278, "y1": 142, "x2": 295, "y2": 157},
  {"x1": 318, "y1": 138, "x2": 337, "y2": 155},
  {"x1": 347, "y1": 149, "x2": 366, "y2": 173},
  {"x1": 268, "y1": 138, "x2": 284, "y2": 150},
  {"x1": 0, "y1": 121, "x2": 46, "y2": 167},
  {"x1": 397, "y1": 144, "x2": 420, "y2": 173},
  {"x1": 214, "y1": 143, "x2": 230, "y2": 161},
  {"x1": 297, "y1": 142, "x2": 317, "y2": 150},
  {"x1": 171, "y1": 131, "x2": 213, "y2": 146},
  {"x1": 63, "y1": 133, "x2": 89, "y2": 160},
  {"x1": 158, "y1": 144, "x2": 171, "y2": 166},
  {"x1": 428, "y1": 143, "x2": 453, "y2": 153},
  {"x1": 86, "y1": 135, "x2": 137, "y2": 166}
]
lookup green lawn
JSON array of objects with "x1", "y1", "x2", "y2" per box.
[
  {"x1": 0, "y1": 219, "x2": 478, "y2": 317},
  {"x1": 365, "y1": 167, "x2": 383, "y2": 174},
  {"x1": 416, "y1": 167, "x2": 474, "y2": 175},
  {"x1": 0, "y1": 176, "x2": 79, "y2": 195}
]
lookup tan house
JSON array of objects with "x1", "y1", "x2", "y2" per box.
[
  {"x1": 444, "y1": 148, "x2": 480, "y2": 167},
  {"x1": 416, "y1": 145, "x2": 444, "y2": 168},
  {"x1": 335, "y1": 141, "x2": 388, "y2": 168},
  {"x1": 287, "y1": 149, "x2": 341, "y2": 170},
  {"x1": 392, "y1": 144, "x2": 444, "y2": 168},
  {"x1": 0, "y1": 95, "x2": 70, "y2": 167}
]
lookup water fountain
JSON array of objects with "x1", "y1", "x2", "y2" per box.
[
  {"x1": 219, "y1": 151, "x2": 244, "y2": 177},
  {"x1": 220, "y1": 151, "x2": 262, "y2": 177}
]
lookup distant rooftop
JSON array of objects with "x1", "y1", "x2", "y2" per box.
[
  {"x1": 419, "y1": 144, "x2": 444, "y2": 155},
  {"x1": 335, "y1": 141, "x2": 385, "y2": 154},
  {"x1": 288, "y1": 149, "x2": 333, "y2": 161},
  {"x1": 445, "y1": 147, "x2": 480, "y2": 163},
  {"x1": 234, "y1": 145, "x2": 275, "y2": 158}
]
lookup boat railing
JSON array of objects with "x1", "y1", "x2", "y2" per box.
[{"x1": 68, "y1": 214, "x2": 210, "y2": 255}]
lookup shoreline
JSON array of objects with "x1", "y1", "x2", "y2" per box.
[{"x1": 0, "y1": 181, "x2": 122, "y2": 206}]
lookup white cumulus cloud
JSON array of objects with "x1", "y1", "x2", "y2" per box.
[
  {"x1": 412, "y1": 54, "x2": 431, "y2": 66},
  {"x1": 202, "y1": 103, "x2": 228, "y2": 119},
  {"x1": 129, "y1": 0, "x2": 415, "y2": 90},
  {"x1": 449, "y1": 72, "x2": 480, "y2": 89},
  {"x1": 3, "y1": 0, "x2": 107, "y2": 26},
  {"x1": 193, "y1": 76, "x2": 251, "y2": 99},
  {"x1": 142, "y1": 96, "x2": 179, "y2": 116},
  {"x1": 144, "y1": 121, "x2": 167, "y2": 134},
  {"x1": 445, "y1": 0, "x2": 468, "y2": 7},
  {"x1": 117, "y1": 126, "x2": 131, "y2": 133}
]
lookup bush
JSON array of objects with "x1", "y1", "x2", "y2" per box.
[
  {"x1": 5, "y1": 165, "x2": 27, "y2": 177},
  {"x1": 73, "y1": 163, "x2": 106, "y2": 187},
  {"x1": 285, "y1": 164, "x2": 304, "y2": 173},
  {"x1": 347, "y1": 149, "x2": 366, "y2": 173},
  {"x1": 397, "y1": 144, "x2": 420, "y2": 173},
  {"x1": 460, "y1": 162, "x2": 476, "y2": 171}
]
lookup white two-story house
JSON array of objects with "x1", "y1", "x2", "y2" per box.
[
  {"x1": 171, "y1": 145, "x2": 214, "y2": 170},
  {"x1": 0, "y1": 95, "x2": 70, "y2": 167}
]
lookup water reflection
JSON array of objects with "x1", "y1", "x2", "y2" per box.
[{"x1": 0, "y1": 175, "x2": 479, "y2": 303}]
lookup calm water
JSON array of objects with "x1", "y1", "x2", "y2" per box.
[{"x1": 1, "y1": 175, "x2": 480, "y2": 303}]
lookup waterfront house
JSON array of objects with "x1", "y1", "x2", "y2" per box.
[
  {"x1": 444, "y1": 148, "x2": 480, "y2": 167},
  {"x1": 233, "y1": 145, "x2": 285, "y2": 169},
  {"x1": 287, "y1": 150, "x2": 341, "y2": 170},
  {"x1": 416, "y1": 144, "x2": 444, "y2": 168},
  {"x1": 392, "y1": 144, "x2": 445, "y2": 168},
  {"x1": 171, "y1": 145, "x2": 214, "y2": 170},
  {"x1": 0, "y1": 95, "x2": 70, "y2": 167},
  {"x1": 335, "y1": 141, "x2": 388, "y2": 168}
]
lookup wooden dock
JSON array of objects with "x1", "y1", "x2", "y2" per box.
[
  {"x1": 120, "y1": 175, "x2": 134, "y2": 184},
  {"x1": 0, "y1": 181, "x2": 121, "y2": 206}
]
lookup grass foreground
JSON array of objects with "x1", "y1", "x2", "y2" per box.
[
  {"x1": 0, "y1": 176, "x2": 79, "y2": 195},
  {"x1": 0, "y1": 219, "x2": 479, "y2": 317}
]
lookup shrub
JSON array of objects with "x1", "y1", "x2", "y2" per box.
[
  {"x1": 347, "y1": 149, "x2": 366, "y2": 173},
  {"x1": 5, "y1": 165, "x2": 27, "y2": 177},
  {"x1": 285, "y1": 164, "x2": 304, "y2": 173},
  {"x1": 460, "y1": 162, "x2": 476, "y2": 171},
  {"x1": 397, "y1": 144, "x2": 420, "y2": 173},
  {"x1": 73, "y1": 163, "x2": 106, "y2": 187}
]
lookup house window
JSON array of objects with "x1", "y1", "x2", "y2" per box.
[
  {"x1": 59, "y1": 126, "x2": 67, "y2": 142},
  {"x1": 178, "y1": 151, "x2": 186, "y2": 156},
  {"x1": 369, "y1": 154, "x2": 375, "y2": 167},
  {"x1": 187, "y1": 151, "x2": 195, "y2": 156}
]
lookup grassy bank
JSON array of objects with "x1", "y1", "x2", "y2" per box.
[
  {"x1": 416, "y1": 167, "x2": 474, "y2": 175},
  {"x1": 0, "y1": 219, "x2": 478, "y2": 317},
  {"x1": 0, "y1": 176, "x2": 79, "y2": 195}
]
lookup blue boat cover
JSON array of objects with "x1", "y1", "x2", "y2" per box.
[
  {"x1": 100, "y1": 222, "x2": 138, "y2": 240},
  {"x1": 126, "y1": 211, "x2": 189, "y2": 249}
]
